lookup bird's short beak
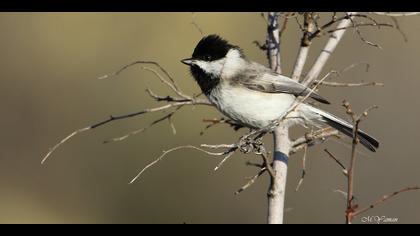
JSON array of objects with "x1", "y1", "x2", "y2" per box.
[{"x1": 181, "y1": 58, "x2": 194, "y2": 66}]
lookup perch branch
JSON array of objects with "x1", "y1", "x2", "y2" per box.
[{"x1": 266, "y1": 47, "x2": 333, "y2": 224}]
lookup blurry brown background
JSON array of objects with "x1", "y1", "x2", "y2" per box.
[{"x1": 0, "y1": 13, "x2": 419, "y2": 224}]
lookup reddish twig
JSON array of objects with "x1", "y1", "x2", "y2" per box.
[{"x1": 353, "y1": 186, "x2": 420, "y2": 217}]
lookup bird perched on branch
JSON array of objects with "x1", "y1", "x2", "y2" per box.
[{"x1": 181, "y1": 34, "x2": 379, "y2": 152}]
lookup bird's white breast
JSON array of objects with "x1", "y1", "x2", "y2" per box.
[{"x1": 208, "y1": 83, "x2": 298, "y2": 128}]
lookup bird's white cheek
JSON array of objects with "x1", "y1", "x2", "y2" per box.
[{"x1": 195, "y1": 60, "x2": 224, "y2": 77}]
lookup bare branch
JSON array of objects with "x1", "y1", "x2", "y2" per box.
[
  {"x1": 303, "y1": 12, "x2": 357, "y2": 86},
  {"x1": 346, "y1": 103, "x2": 359, "y2": 224},
  {"x1": 295, "y1": 145, "x2": 307, "y2": 192},
  {"x1": 324, "y1": 149, "x2": 348, "y2": 177},
  {"x1": 326, "y1": 23, "x2": 393, "y2": 34},
  {"x1": 316, "y1": 81, "x2": 384, "y2": 87},
  {"x1": 103, "y1": 106, "x2": 182, "y2": 144},
  {"x1": 390, "y1": 16, "x2": 408, "y2": 42},
  {"x1": 200, "y1": 117, "x2": 244, "y2": 135},
  {"x1": 91, "y1": 101, "x2": 210, "y2": 130},
  {"x1": 353, "y1": 186, "x2": 420, "y2": 217},
  {"x1": 168, "y1": 115, "x2": 177, "y2": 135},
  {"x1": 235, "y1": 168, "x2": 267, "y2": 195},
  {"x1": 260, "y1": 150, "x2": 275, "y2": 178},
  {"x1": 100, "y1": 62, "x2": 190, "y2": 99},
  {"x1": 343, "y1": 101, "x2": 378, "y2": 224},
  {"x1": 278, "y1": 12, "x2": 291, "y2": 38},
  {"x1": 347, "y1": 15, "x2": 383, "y2": 49},
  {"x1": 140, "y1": 66, "x2": 191, "y2": 99},
  {"x1": 200, "y1": 143, "x2": 237, "y2": 149},
  {"x1": 41, "y1": 127, "x2": 90, "y2": 164},
  {"x1": 291, "y1": 127, "x2": 341, "y2": 154},
  {"x1": 245, "y1": 161, "x2": 264, "y2": 168},
  {"x1": 372, "y1": 12, "x2": 420, "y2": 17},
  {"x1": 308, "y1": 13, "x2": 387, "y2": 41},
  {"x1": 213, "y1": 150, "x2": 236, "y2": 171},
  {"x1": 267, "y1": 12, "x2": 282, "y2": 74},
  {"x1": 129, "y1": 145, "x2": 235, "y2": 184},
  {"x1": 191, "y1": 12, "x2": 204, "y2": 36},
  {"x1": 98, "y1": 60, "x2": 181, "y2": 93},
  {"x1": 42, "y1": 100, "x2": 212, "y2": 164},
  {"x1": 291, "y1": 46, "x2": 310, "y2": 81},
  {"x1": 291, "y1": 13, "x2": 315, "y2": 81},
  {"x1": 312, "y1": 62, "x2": 380, "y2": 87}
]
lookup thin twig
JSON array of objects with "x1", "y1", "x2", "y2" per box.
[
  {"x1": 278, "y1": 12, "x2": 291, "y2": 38},
  {"x1": 200, "y1": 117, "x2": 243, "y2": 135},
  {"x1": 353, "y1": 186, "x2": 420, "y2": 217},
  {"x1": 324, "y1": 149, "x2": 348, "y2": 177},
  {"x1": 347, "y1": 15, "x2": 383, "y2": 49},
  {"x1": 389, "y1": 16, "x2": 408, "y2": 42},
  {"x1": 41, "y1": 127, "x2": 90, "y2": 164},
  {"x1": 41, "y1": 100, "x2": 211, "y2": 164},
  {"x1": 141, "y1": 66, "x2": 191, "y2": 99},
  {"x1": 372, "y1": 12, "x2": 420, "y2": 17},
  {"x1": 260, "y1": 151, "x2": 275, "y2": 178},
  {"x1": 295, "y1": 145, "x2": 307, "y2": 192},
  {"x1": 316, "y1": 81, "x2": 384, "y2": 87},
  {"x1": 342, "y1": 101, "x2": 378, "y2": 224},
  {"x1": 291, "y1": 127, "x2": 341, "y2": 154},
  {"x1": 129, "y1": 145, "x2": 235, "y2": 184},
  {"x1": 311, "y1": 62, "x2": 377, "y2": 87},
  {"x1": 213, "y1": 151, "x2": 236, "y2": 171},
  {"x1": 326, "y1": 23, "x2": 393, "y2": 34},
  {"x1": 98, "y1": 60, "x2": 180, "y2": 92},
  {"x1": 99, "y1": 62, "x2": 190, "y2": 99},
  {"x1": 235, "y1": 168, "x2": 267, "y2": 195},
  {"x1": 191, "y1": 12, "x2": 204, "y2": 36},
  {"x1": 103, "y1": 106, "x2": 182, "y2": 144}
]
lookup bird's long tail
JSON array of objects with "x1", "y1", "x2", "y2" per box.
[{"x1": 304, "y1": 105, "x2": 379, "y2": 152}]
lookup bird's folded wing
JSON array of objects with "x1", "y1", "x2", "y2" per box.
[{"x1": 240, "y1": 72, "x2": 330, "y2": 104}]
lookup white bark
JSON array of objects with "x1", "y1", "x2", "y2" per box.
[
  {"x1": 303, "y1": 12, "x2": 357, "y2": 86},
  {"x1": 267, "y1": 12, "x2": 282, "y2": 74},
  {"x1": 291, "y1": 13, "x2": 314, "y2": 81},
  {"x1": 267, "y1": 125, "x2": 291, "y2": 224},
  {"x1": 291, "y1": 46, "x2": 310, "y2": 81},
  {"x1": 265, "y1": 12, "x2": 290, "y2": 224}
]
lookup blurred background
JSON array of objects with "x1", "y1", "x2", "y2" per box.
[{"x1": 0, "y1": 12, "x2": 419, "y2": 224}]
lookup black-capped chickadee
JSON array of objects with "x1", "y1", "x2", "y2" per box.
[{"x1": 181, "y1": 35, "x2": 379, "y2": 152}]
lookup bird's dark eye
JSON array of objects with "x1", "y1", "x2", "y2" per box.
[{"x1": 204, "y1": 55, "x2": 212, "y2": 61}]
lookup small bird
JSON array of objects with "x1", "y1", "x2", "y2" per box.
[{"x1": 181, "y1": 34, "x2": 379, "y2": 152}]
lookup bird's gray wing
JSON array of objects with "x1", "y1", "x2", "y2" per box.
[{"x1": 237, "y1": 68, "x2": 330, "y2": 104}]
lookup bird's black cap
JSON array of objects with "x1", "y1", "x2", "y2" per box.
[{"x1": 191, "y1": 34, "x2": 242, "y2": 61}]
